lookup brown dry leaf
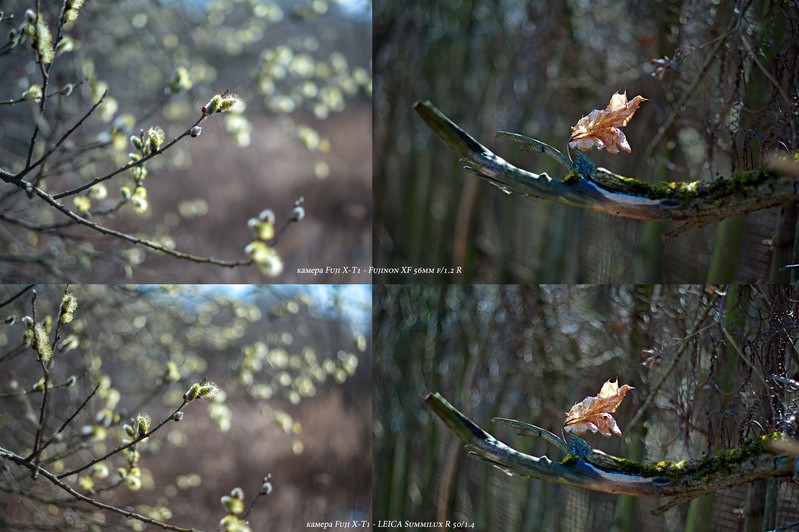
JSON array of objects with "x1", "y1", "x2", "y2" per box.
[
  {"x1": 569, "y1": 91, "x2": 646, "y2": 154},
  {"x1": 563, "y1": 379, "x2": 634, "y2": 438}
]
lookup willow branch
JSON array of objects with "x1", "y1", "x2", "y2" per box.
[
  {"x1": 17, "y1": 91, "x2": 107, "y2": 181},
  {"x1": 58, "y1": 400, "x2": 188, "y2": 480},
  {"x1": 415, "y1": 101, "x2": 799, "y2": 234},
  {"x1": 425, "y1": 392, "x2": 796, "y2": 515},
  {"x1": 23, "y1": 186, "x2": 251, "y2": 268},
  {"x1": 0, "y1": 447, "x2": 200, "y2": 531},
  {"x1": 28, "y1": 383, "x2": 99, "y2": 461}
]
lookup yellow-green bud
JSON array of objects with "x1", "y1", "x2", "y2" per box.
[
  {"x1": 135, "y1": 413, "x2": 151, "y2": 437},
  {"x1": 60, "y1": 293, "x2": 78, "y2": 324},
  {"x1": 32, "y1": 323, "x2": 52, "y2": 362},
  {"x1": 183, "y1": 383, "x2": 200, "y2": 401},
  {"x1": 221, "y1": 494, "x2": 244, "y2": 515},
  {"x1": 147, "y1": 126, "x2": 165, "y2": 150},
  {"x1": 202, "y1": 95, "x2": 223, "y2": 115},
  {"x1": 248, "y1": 219, "x2": 275, "y2": 241}
]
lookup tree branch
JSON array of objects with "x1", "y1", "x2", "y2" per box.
[
  {"x1": 26, "y1": 185, "x2": 252, "y2": 268},
  {"x1": 0, "y1": 447, "x2": 200, "y2": 531},
  {"x1": 425, "y1": 392, "x2": 796, "y2": 515},
  {"x1": 415, "y1": 101, "x2": 799, "y2": 235},
  {"x1": 17, "y1": 91, "x2": 107, "y2": 181},
  {"x1": 57, "y1": 400, "x2": 189, "y2": 480},
  {"x1": 27, "y1": 382, "x2": 99, "y2": 461}
]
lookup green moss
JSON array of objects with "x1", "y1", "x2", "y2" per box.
[
  {"x1": 688, "y1": 432, "x2": 784, "y2": 478},
  {"x1": 558, "y1": 432, "x2": 784, "y2": 482},
  {"x1": 578, "y1": 168, "x2": 781, "y2": 204},
  {"x1": 560, "y1": 453, "x2": 578, "y2": 466},
  {"x1": 562, "y1": 171, "x2": 581, "y2": 185}
]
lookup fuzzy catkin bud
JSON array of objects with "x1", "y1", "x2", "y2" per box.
[
  {"x1": 60, "y1": 293, "x2": 78, "y2": 324},
  {"x1": 258, "y1": 209, "x2": 275, "y2": 225},
  {"x1": 64, "y1": 0, "x2": 85, "y2": 22},
  {"x1": 260, "y1": 474, "x2": 273, "y2": 495},
  {"x1": 290, "y1": 206, "x2": 305, "y2": 221},
  {"x1": 135, "y1": 413, "x2": 151, "y2": 437},
  {"x1": 183, "y1": 383, "x2": 200, "y2": 401},
  {"x1": 147, "y1": 126, "x2": 165, "y2": 150},
  {"x1": 34, "y1": 17, "x2": 55, "y2": 64},
  {"x1": 221, "y1": 493, "x2": 244, "y2": 515},
  {"x1": 32, "y1": 323, "x2": 52, "y2": 362},
  {"x1": 202, "y1": 95, "x2": 222, "y2": 115}
]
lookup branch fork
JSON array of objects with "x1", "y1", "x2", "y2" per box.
[
  {"x1": 415, "y1": 101, "x2": 799, "y2": 235},
  {"x1": 425, "y1": 392, "x2": 796, "y2": 515}
]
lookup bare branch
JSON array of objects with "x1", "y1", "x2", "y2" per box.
[
  {"x1": 57, "y1": 400, "x2": 189, "y2": 480},
  {"x1": 626, "y1": 292, "x2": 720, "y2": 433},
  {"x1": 0, "y1": 285, "x2": 35, "y2": 308},
  {"x1": 51, "y1": 114, "x2": 207, "y2": 200},
  {"x1": 28, "y1": 382, "x2": 99, "y2": 461},
  {"x1": 492, "y1": 417, "x2": 569, "y2": 454},
  {"x1": 415, "y1": 100, "x2": 799, "y2": 234},
  {"x1": 17, "y1": 91, "x2": 108, "y2": 180},
  {"x1": 13, "y1": 183, "x2": 252, "y2": 268},
  {"x1": 426, "y1": 392, "x2": 796, "y2": 515},
  {"x1": 0, "y1": 447, "x2": 201, "y2": 532}
]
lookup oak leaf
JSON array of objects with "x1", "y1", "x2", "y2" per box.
[
  {"x1": 563, "y1": 379, "x2": 634, "y2": 438},
  {"x1": 569, "y1": 92, "x2": 646, "y2": 154}
]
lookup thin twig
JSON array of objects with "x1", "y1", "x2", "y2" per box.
[
  {"x1": 51, "y1": 115, "x2": 206, "y2": 200},
  {"x1": 24, "y1": 0, "x2": 71, "y2": 169},
  {"x1": 0, "y1": 447, "x2": 201, "y2": 531},
  {"x1": 240, "y1": 474, "x2": 271, "y2": 520},
  {"x1": 0, "y1": 285, "x2": 35, "y2": 308},
  {"x1": 720, "y1": 326, "x2": 770, "y2": 390},
  {"x1": 58, "y1": 400, "x2": 188, "y2": 479},
  {"x1": 18, "y1": 91, "x2": 107, "y2": 180},
  {"x1": 0, "y1": 375, "x2": 77, "y2": 398},
  {"x1": 0, "y1": 197, "x2": 130, "y2": 231},
  {"x1": 643, "y1": 0, "x2": 752, "y2": 159},
  {"x1": 29, "y1": 290, "x2": 50, "y2": 475},
  {"x1": 492, "y1": 417, "x2": 569, "y2": 454},
  {"x1": 626, "y1": 291, "x2": 721, "y2": 433},
  {"x1": 28, "y1": 186, "x2": 252, "y2": 268},
  {"x1": 28, "y1": 382, "x2": 100, "y2": 461}
]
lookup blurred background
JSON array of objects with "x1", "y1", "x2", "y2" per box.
[
  {"x1": 374, "y1": 285, "x2": 799, "y2": 531},
  {"x1": 374, "y1": 0, "x2": 799, "y2": 283},
  {"x1": 0, "y1": 0, "x2": 372, "y2": 282},
  {"x1": 0, "y1": 284, "x2": 371, "y2": 530}
]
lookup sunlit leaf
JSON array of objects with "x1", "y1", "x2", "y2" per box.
[
  {"x1": 569, "y1": 92, "x2": 646, "y2": 154},
  {"x1": 563, "y1": 379, "x2": 633, "y2": 438}
]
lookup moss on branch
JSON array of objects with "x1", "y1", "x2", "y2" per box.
[
  {"x1": 426, "y1": 392, "x2": 795, "y2": 514},
  {"x1": 415, "y1": 100, "x2": 799, "y2": 233}
]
